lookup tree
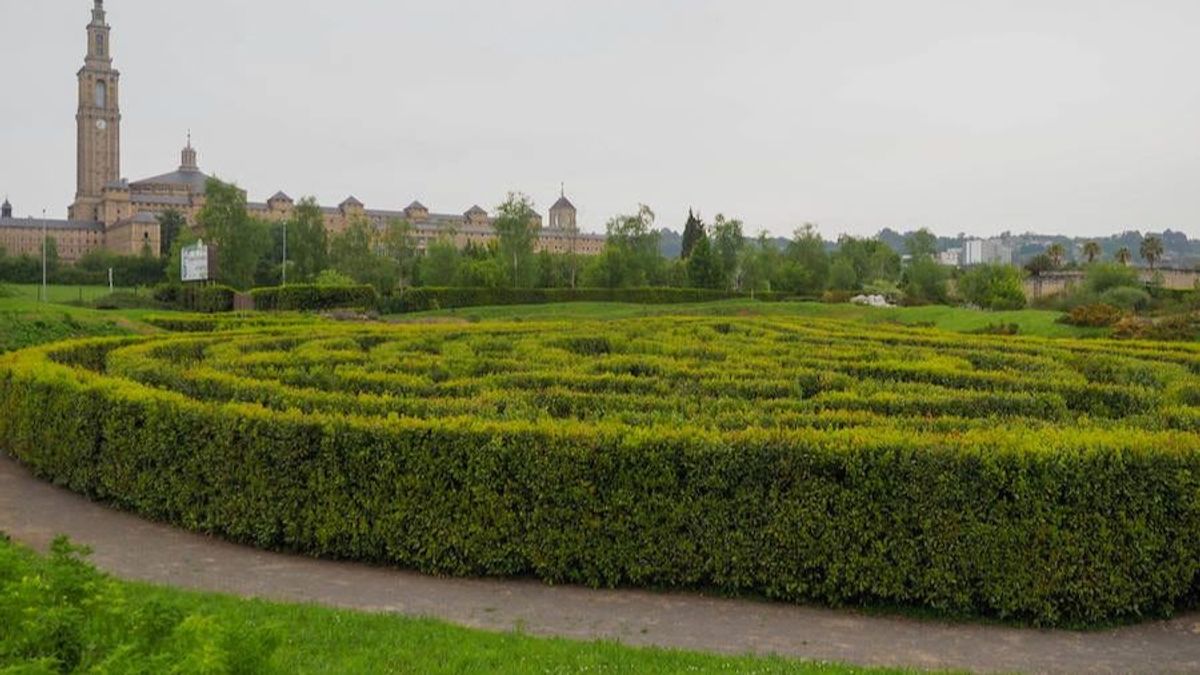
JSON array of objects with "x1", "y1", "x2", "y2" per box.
[
  {"x1": 196, "y1": 178, "x2": 270, "y2": 289},
  {"x1": 903, "y1": 257, "x2": 950, "y2": 304},
  {"x1": 380, "y1": 218, "x2": 419, "y2": 290},
  {"x1": 829, "y1": 258, "x2": 857, "y2": 291},
  {"x1": 680, "y1": 210, "x2": 705, "y2": 259},
  {"x1": 709, "y1": 214, "x2": 745, "y2": 289},
  {"x1": 905, "y1": 228, "x2": 938, "y2": 260},
  {"x1": 1116, "y1": 247, "x2": 1133, "y2": 266},
  {"x1": 686, "y1": 233, "x2": 723, "y2": 289},
  {"x1": 585, "y1": 205, "x2": 662, "y2": 288},
  {"x1": 740, "y1": 232, "x2": 779, "y2": 293},
  {"x1": 957, "y1": 264, "x2": 1026, "y2": 310},
  {"x1": 777, "y1": 224, "x2": 830, "y2": 295},
  {"x1": 164, "y1": 223, "x2": 199, "y2": 283},
  {"x1": 1045, "y1": 243, "x2": 1066, "y2": 269},
  {"x1": 1140, "y1": 236, "x2": 1164, "y2": 270},
  {"x1": 420, "y1": 236, "x2": 460, "y2": 286},
  {"x1": 1024, "y1": 254, "x2": 1054, "y2": 277},
  {"x1": 284, "y1": 198, "x2": 329, "y2": 283},
  {"x1": 493, "y1": 192, "x2": 541, "y2": 288},
  {"x1": 834, "y1": 236, "x2": 901, "y2": 290},
  {"x1": 157, "y1": 209, "x2": 186, "y2": 258},
  {"x1": 1082, "y1": 241, "x2": 1102, "y2": 264},
  {"x1": 329, "y1": 217, "x2": 396, "y2": 290}
]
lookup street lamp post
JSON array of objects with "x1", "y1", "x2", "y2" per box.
[
  {"x1": 281, "y1": 219, "x2": 288, "y2": 286},
  {"x1": 40, "y1": 209, "x2": 47, "y2": 302}
]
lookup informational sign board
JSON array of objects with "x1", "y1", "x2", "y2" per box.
[{"x1": 181, "y1": 240, "x2": 213, "y2": 282}]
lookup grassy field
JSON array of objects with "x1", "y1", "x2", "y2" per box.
[
  {"x1": 2, "y1": 282, "x2": 137, "y2": 303},
  {"x1": 392, "y1": 299, "x2": 1101, "y2": 338},
  {"x1": 0, "y1": 297, "x2": 150, "y2": 353},
  {"x1": 0, "y1": 536, "x2": 899, "y2": 675}
]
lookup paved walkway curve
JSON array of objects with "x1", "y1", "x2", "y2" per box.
[{"x1": 2, "y1": 455, "x2": 1197, "y2": 674}]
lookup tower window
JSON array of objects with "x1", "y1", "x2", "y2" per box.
[
  {"x1": 95, "y1": 80, "x2": 107, "y2": 108},
  {"x1": 97, "y1": 34, "x2": 105, "y2": 55}
]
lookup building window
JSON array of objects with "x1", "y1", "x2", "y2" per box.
[
  {"x1": 95, "y1": 80, "x2": 107, "y2": 108},
  {"x1": 96, "y1": 34, "x2": 106, "y2": 56}
]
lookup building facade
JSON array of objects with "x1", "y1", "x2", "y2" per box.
[{"x1": 0, "y1": 1, "x2": 603, "y2": 264}]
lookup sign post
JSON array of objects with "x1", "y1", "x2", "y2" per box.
[{"x1": 181, "y1": 240, "x2": 215, "y2": 283}]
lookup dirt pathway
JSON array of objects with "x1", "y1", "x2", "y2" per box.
[{"x1": 1, "y1": 455, "x2": 1196, "y2": 673}]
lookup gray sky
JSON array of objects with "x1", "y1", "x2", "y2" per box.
[{"x1": 3, "y1": 0, "x2": 1199, "y2": 239}]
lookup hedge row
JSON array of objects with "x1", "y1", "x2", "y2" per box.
[
  {"x1": 2, "y1": 318, "x2": 1199, "y2": 626},
  {"x1": 379, "y1": 287, "x2": 803, "y2": 313},
  {"x1": 250, "y1": 284, "x2": 378, "y2": 312},
  {"x1": 174, "y1": 285, "x2": 236, "y2": 313}
]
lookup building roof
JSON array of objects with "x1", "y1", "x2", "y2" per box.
[
  {"x1": 339, "y1": 196, "x2": 364, "y2": 209},
  {"x1": 0, "y1": 217, "x2": 104, "y2": 233},
  {"x1": 551, "y1": 196, "x2": 576, "y2": 211},
  {"x1": 405, "y1": 200, "x2": 428, "y2": 212},
  {"x1": 129, "y1": 168, "x2": 211, "y2": 194},
  {"x1": 268, "y1": 191, "x2": 293, "y2": 203},
  {"x1": 465, "y1": 205, "x2": 487, "y2": 217}
]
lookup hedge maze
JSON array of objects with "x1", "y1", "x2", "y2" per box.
[{"x1": 1, "y1": 316, "x2": 1198, "y2": 625}]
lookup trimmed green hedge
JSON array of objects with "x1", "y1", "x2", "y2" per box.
[
  {"x1": 251, "y1": 285, "x2": 378, "y2": 312},
  {"x1": 1, "y1": 322, "x2": 1198, "y2": 627},
  {"x1": 380, "y1": 287, "x2": 802, "y2": 313},
  {"x1": 177, "y1": 285, "x2": 236, "y2": 313}
]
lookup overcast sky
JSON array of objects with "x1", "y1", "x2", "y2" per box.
[{"x1": 2, "y1": 1, "x2": 1199, "y2": 239}]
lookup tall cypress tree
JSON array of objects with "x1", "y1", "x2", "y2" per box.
[{"x1": 680, "y1": 209, "x2": 705, "y2": 259}]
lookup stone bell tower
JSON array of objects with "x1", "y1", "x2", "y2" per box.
[{"x1": 70, "y1": 0, "x2": 122, "y2": 221}]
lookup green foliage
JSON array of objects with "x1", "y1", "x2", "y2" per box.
[
  {"x1": 832, "y1": 237, "x2": 901, "y2": 290},
  {"x1": 685, "y1": 235, "x2": 723, "y2": 289},
  {"x1": 957, "y1": 264, "x2": 1026, "y2": 310},
  {"x1": 902, "y1": 258, "x2": 950, "y2": 305},
  {"x1": 0, "y1": 536, "x2": 277, "y2": 673},
  {"x1": 709, "y1": 214, "x2": 745, "y2": 289},
  {"x1": 251, "y1": 285, "x2": 378, "y2": 312},
  {"x1": 493, "y1": 193, "x2": 541, "y2": 288},
  {"x1": 1099, "y1": 286, "x2": 1151, "y2": 312},
  {"x1": 329, "y1": 217, "x2": 398, "y2": 291},
  {"x1": 196, "y1": 178, "x2": 271, "y2": 290},
  {"x1": 829, "y1": 258, "x2": 857, "y2": 291},
  {"x1": 3, "y1": 317, "x2": 1199, "y2": 627},
  {"x1": 1085, "y1": 263, "x2": 1140, "y2": 295},
  {"x1": 679, "y1": 210, "x2": 705, "y2": 260},
  {"x1": 314, "y1": 269, "x2": 355, "y2": 287},
  {"x1": 1061, "y1": 303, "x2": 1125, "y2": 328},
  {"x1": 284, "y1": 199, "x2": 330, "y2": 284},
  {"x1": 585, "y1": 206, "x2": 662, "y2": 288},
  {"x1": 177, "y1": 285, "x2": 236, "y2": 313},
  {"x1": 778, "y1": 225, "x2": 831, "y2": 295},
  {"x1": 157, "y1": 209, "x2": 187, "y2": 259},
  {"x1": 904, "y1": 229, "x2": 938, "y2": 260},
  {"x1": 420, "y1": 238, "x2": 461, "y2": 287},
  {"x1": 381, "y1": 287, "x2": 787, "y2": 313}
]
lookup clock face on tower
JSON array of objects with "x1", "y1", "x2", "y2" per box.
[{"x1": 95, "y1": 119, "x2": 107, "y2": 131}]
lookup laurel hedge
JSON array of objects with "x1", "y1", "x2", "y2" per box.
[
  {"x1": 380, "y1": 287, "x2": 802, "y2": 313},
  {"x1": 250, "y1": 284, "x2": 378, "y2": 312},
  {"x1": 2, "y1": 317, "x2": 1199, "y2": 626}
]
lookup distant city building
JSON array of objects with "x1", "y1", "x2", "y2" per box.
[
  {"x1": 938, "y1": 248, "x2": 963, "y2": 267},
  {"x1": 963, "y1": 239, "x2": 1013, "y2": 266},
  {"x1": 0, "y1": 1, "x2": 604, "y2": 263}
]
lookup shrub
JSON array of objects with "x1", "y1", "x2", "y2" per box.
[
  {"x1": 957, "y1": 264, "x2": 1026, "y2": 310},
  {"x1": 0, "y1": 535, "x2": 277, "y2": 672},
  {"x1": 1085, "y1": 263, "x2": 1140, "y2": 295},
  {"x1": 380, "y1": 287, "x2": 799, "y2": 314},
  {"x1": 2, "y1": 319, "x2": 1199, "y2": 627},
  {"x1": 177, "y1": 285, "x2": 236, "y2": 313},
  {"x1": 1061, "y1": 303, "x2": 1124, "y2": 328},
  {"x1": 1099, "y1": 287, "x2": 1151, "y2": 312},
  {"x1": 251, "y1": 284, "x2": 378, "y2": 312}
]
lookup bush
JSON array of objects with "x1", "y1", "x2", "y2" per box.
[
  {"x1": 1099, "y1": 287, "x2": 1151, "y2": 312},
  {"x1": 957, "y1": 264, "x2": 1026, "y2": 310},
  {"x1": 178, "y1": 285, "x2": 236, "y2": 313},
  {"x1": 1061, "y1": 303, "x2": 1125, "y2": 328},
  {"x1": 380, "y1": 287, "x2": 798, "y2": 314},
  {"x1": 1085, "y1": 263, "x2": 1140, "y2": 295},
  {"x1": 251, "y1": 284, "x2": 378, "y2": 312},
  {"x1": 0, "y1": 535, "x2": 277, "y2": 672},
  {"x1": 2, "y1": 320, "x2": 1198, "y2": 627},
  {"x1": 1113, "y1": 314, "x2": 1199, "y2": 342}
]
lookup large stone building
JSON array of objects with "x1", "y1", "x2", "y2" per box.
[{"x1": 0, "y1": 1, "x2": 604, "y2": 263}]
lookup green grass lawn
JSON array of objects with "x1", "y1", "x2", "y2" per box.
[
  {"x1": 0, "y1": 295, "x2": 164, "y2": 353},
  {"x1": 0, "y1": 536, "x2": 906, "y2": 674},
  {"x1": 2, "y1": 282, "x2": 138, "y2": 304},
  {"x1": 391, "y1": 299, "x2": 1101, "y2": 338}
]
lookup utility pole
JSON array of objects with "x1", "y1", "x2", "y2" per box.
[
  {"x1": 281, "y1": 219, "x2": 288, "y2": 286},
  {"x1": 40, "y1": 209, "x2": 47, "y2": 302}
]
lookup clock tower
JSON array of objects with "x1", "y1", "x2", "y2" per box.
[{"x1": 70, "y1": 0, "x2": 121, "y2": 221}]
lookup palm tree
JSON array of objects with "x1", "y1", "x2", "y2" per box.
[
  {"x1": 1140, "y1": 236, "x2": 1164, "y2": 270},
  {"x1": 1082, "y1": 241, "x2": 1101, "y2": 264},
  {"x1": 1046, "y1": 243, "x2": 1066, "y2": 269},
  {"x1": 1115, "y1": 247, "x2": 1132, "y2": 266}
]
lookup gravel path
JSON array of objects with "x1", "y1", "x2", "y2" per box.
[{"x1": 2, "y1": 455, "x2": 1197, "y2": 673}]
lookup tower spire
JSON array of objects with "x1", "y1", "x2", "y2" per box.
[{"x1": 180, "y1": 132, "x2": 198, "y2": 171}]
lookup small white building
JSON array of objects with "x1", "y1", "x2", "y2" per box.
[{"x1": 963, "y1": 239, "x2": 1013, "y2": 266}]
